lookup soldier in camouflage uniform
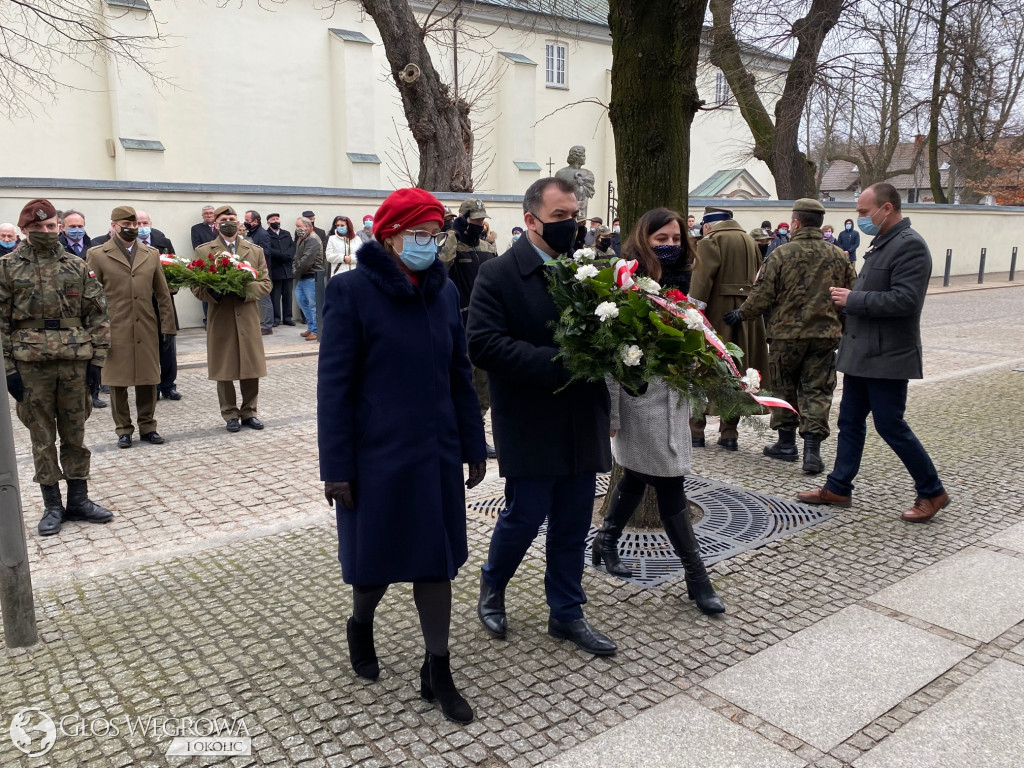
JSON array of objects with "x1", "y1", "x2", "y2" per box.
[
  {"x1": 592, "y1": 225, "x2": 616, "y2": 259},
  {"x1": 441, "y1": 198, "x2": 498, "y2": 458},
  {"x1": 724, "y1": 199, "x2": 857, "y2": 474},
  {"x1": 1, "y1": 199, "x2": 114, "y2": 536}
]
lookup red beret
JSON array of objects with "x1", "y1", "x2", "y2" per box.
[
  {"x1": 372, "y1": 188, "x2": 444, "y2": 241},
  {"x1": 18, "y1": 198, "x2": 58, "y2": 229}
]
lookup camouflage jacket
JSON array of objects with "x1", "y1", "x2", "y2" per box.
[
  {"x1": 737, "y1": 227, "x2": 857, "y2": 340},
  {"x1": 0, "y1": 241, "x2": 110, "y2": 375}
]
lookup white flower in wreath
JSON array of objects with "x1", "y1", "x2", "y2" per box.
[
  {"x1": 741, "y1": 368, "x2": 761, "y2": 393},
  {"x1": 575, "y1": 264, "x2": 600, "y2": 281},
  {"x1": 683, "y1": 307, "x2": 705, "y2": 331},
  {"x1": 573, "y1": 247, "x2": 596, "y2": 262},
  {"x1": 621, "y1": 344, "x2": 643, "y2": 367},
  {"x1": 635, "y1": 276, "x2": 661, "y2": 294},
  {"x1": 594, "y1": 301, "x2": 619, "y2": 322}
]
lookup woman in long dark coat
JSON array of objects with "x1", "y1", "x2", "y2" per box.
[{"x1": 317, "y1": 188, "x2": 487, "y2": 724}]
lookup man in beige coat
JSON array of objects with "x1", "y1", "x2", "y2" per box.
[
  {"x1": 688, "y1": 207, "x2": 769, "y2": 451},
  {"x1": 191, "y1": 205, "x2": 273, "y2": 432},
  {"x1": 86, "y1": 205, "x2": 176, "y2": 448}
]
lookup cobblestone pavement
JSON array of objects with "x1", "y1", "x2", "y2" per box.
[{"x1": 1, "y1": 286, "x2": 1023, "y2": 767}]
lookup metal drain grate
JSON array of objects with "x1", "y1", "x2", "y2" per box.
[{"x1": 468, "y1": 474, "x2": 832, "y2": 588}]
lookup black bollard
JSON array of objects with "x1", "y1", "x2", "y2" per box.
[
  {"x1": 314, "y1": 269, "x2": 326, "y2": 338},
  {"x1": 943, "y1": 249, "x2": 952, "y2": 287},
  {"x1": 978, "y1": 248, "x2": 986, "y2": 284},
  {"x1": 1011, "y1": 247, "x2": 1018, "y2": 282}
]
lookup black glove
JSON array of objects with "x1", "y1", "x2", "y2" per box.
[
  {"x1": 161, "y1": 333, "x2": 173, "y2": 345},
  {"x1": 324, "y1": 481, "x2": 355, "y2": 510},
  {"x1": 6, "y1": 372, "x2": 24, "y2": 402},
  {"x1": 86, "y1": 364, "x2": 102, "y2": 390},
  {"x1": 723, "y1": 309, "x2": 744, "y2": 326},
  {"x1": 466, "y1": 461, "x2": 486, "y2": 489},
  {"x1": 207, "y1": 290, "x2": 223, "y2": 303}
]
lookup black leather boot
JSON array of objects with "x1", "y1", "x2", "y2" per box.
[
  {"x1": 346, "y1": 617, "x2": 379, "y2": 680},
  {"x1": 662, "y1": 508, "x2": 725, "y2": 615},
  {"x1": 802, "y1": 436, "x2": 824, "y2": 475},
  {"x1": 477, "y1": 575, "x2": 507, "y2": 638},
  {"x1": 63, "y1": 479, "x2": 114, "y2": 523},
  {"x1": 763, "y1": 428, "x2": 799, "y2": 462},
  {"x1": 420, "y1": 652, "x2": 473, "y2": 724},
  {"x1": 591, "y1": 486, "x2": 643, "y2": 577},
  {"x1": 37, "y1": 484, "x2": 64, "y2": 536}
]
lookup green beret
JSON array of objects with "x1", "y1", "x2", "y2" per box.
[
  {"x1": 213, "y1": 205, "x2": 236, "y2": 219},
  {"x1": 793, "y1": 198, "x2": 826, "y2": 214},
  {"x1": 110, "y1": 205, "x2": 137, "y2": 222}
]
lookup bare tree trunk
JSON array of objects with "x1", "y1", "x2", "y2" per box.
[
  {"x1": 607, "y1": 0, "x2": 707, "y2": 230},
  {"x1": 710, "y1": 0, "x2": 845, "y2": 199},
  {"x1": 360, "y1": 0, "x2": 474, "y2": 191},
  {"x1": 928, "y1": 0, "x2": 951, "y2": 203}
]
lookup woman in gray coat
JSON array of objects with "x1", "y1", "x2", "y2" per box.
[{"x1": 592, "y1": 208, "x2": 725, "y2": 614}]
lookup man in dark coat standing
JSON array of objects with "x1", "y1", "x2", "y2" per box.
[
  {"x1": 265, "y1": 213, "x2": 295, "y2": 326},
  {"x1": 303, "y1": 209, "x2": 330, "y2": 253},
  {"x1": 799, "y1": 183, "x2": 949, "y2": 522},
  {"x1": 467, "y1": 177, "x2": 615, "y2": 657},
  {"x1": 190, "y1": 205, "x2": 218, "y2": 251},
  {"x1": 59, "y1": 210, "x2": 92, "y2": 257},
  {"x1": 244, "y1": 210, "x2": 275, "y2": 336}
]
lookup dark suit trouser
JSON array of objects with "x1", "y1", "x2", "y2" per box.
[
  {"x1": 217, "y1": 379, "x2": 259, "y2": 421},
  {"x1": 110, "y1": 385, "x2": 157, "y2": 436},
  {"x1": 481, "y1": 473, "x2": 596, "y2": 622},
  {"x1": 158, "y1": 334, "x2": 177, "y2": 394},
  {"x1": 689, "y1": 412, "x2": 740, "y2": 440},
  {"x1": 271, "y1": 279, "x2": 293, "y2": 323},
  {"x1": 825, "y1": 375, "x2": 944, "y2": 499}
]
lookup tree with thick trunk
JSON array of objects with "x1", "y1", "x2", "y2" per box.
[
  {"x1": 600, "y1": 0, "x2": 708, "y2": 528},
  {"x1": 709, "y1": 0, "x2": 846, "y2": 199},
  {"x1": 360, "y1": 0, "x2": 474, "y2": 191}
]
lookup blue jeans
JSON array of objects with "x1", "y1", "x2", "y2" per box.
[
  {"x1": 294, "y1": 277, "x2": 316, "y2": 334},
  {"x1": 825, "y1": 375, "x2": 944, "y2": 499},
  {"x1": 481, "y1": 473, "x2": 596, "y2": 622}
]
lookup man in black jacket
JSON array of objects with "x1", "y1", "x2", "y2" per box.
[
  {"x1": 799, "y1": 183, "x2": 949, "y2": 523},
  {"x1": 302, "y1": 209, "x2": 330, "y2": 253},
  {"x1": 245, "y1": 210, "x2": 275, "y2": 336},
  {"x1": 265, "y1": 213, "x2": 295, "y2": 326},
  {"x1": 467, "y1": 177, "x2": 615, "y2": 657},
  {"x1": 190, "y1": 205, "x2": 218, "y2": 251}
]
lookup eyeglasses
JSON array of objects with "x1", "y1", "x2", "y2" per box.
[{"x1": 403, "y1": 230, "x2": 449, "y2": 247}]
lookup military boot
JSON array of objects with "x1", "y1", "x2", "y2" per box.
[
  {"x1": 63, "y1": 479, "x2": 114, "y2": 524},
  {"x1": 802, "y1": 436, "x2": 824, "y2": 475},
  {"x1": 763, "y1": 429, "x2": 799, "y2": 462},
  {"x1": 591, "y1": 486, "x2": 643, "y2": 577},
  {"x1": 37, "y1": 484, "x2": 64, "y2": 536}
]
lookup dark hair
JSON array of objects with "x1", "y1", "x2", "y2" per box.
[
  {"x1": 868, "y1": 183, "x2": 902, "y2": 211},
  {"x1": 793, "y1": 210, "x2": 824, "y2": 228},
  {"x1": 522, "y1": 177, "x2": 576, "y2": 215},
  {"x1": 245, "y1": 209, "x2": 261, "y2": 224},
  {"x1": 333, "y1": 215, "x2": 355, "y2": 241},
  {"x1": 844, "y1": 218, "x2": 853, "y2": 226},
  {"x1": 622, "y1": 207, "x2": 690, "y2": 282}
]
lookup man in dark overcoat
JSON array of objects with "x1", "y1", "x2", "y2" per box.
[
  {"x1": 799, "y1": 183, "x2": 949, "y2": 522},
  {"x1": 688, "y1": 207, "x2": 768, "y2": 450},
  {"x1": 265, "y1": 213, "x2": 295, "y2": 326},
  {"x1": 467, "y1": 177, "x2": 615, "y2": 657}
]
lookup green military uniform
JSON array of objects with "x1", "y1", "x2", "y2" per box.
[
  {"x1": 441, "y1": 198, "x2": 498, "y2": 419},
  {"x1": 733, "y1": 198, "x2": 857, "y2": 470},
  {"x1": 2, "y1": 198, "x2": 113, "y2": 535}
]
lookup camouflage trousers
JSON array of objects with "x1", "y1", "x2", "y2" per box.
[
  {"x1": 14, "y1": 359, "x2": 93, "y2": 485},
  {"x1": 472, "y1": 365, "x2": 490, "y2": 418},
  {"x1": 767, "y1": 338, "x2": 840, "y2": 439}
]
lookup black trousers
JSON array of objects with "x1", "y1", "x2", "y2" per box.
[
  {"x1": 618, "y1": 469, "x2": 686, "y2": 520},
  {"x1": 271, "y1": 278, "x2": 293, "y2": 323},
  {"x1": 158, "y1": 334, "x2": 177, "y2": 394}
]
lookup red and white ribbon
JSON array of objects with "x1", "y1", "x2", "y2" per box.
[
  {"x1": 614, "y1": 259, "x2": 638, "y2": 289},
  {"x1": 235, "y1": 262, "x2": 258, "y2": 277},
  {"x1": 160, "y1": 255, "x2": 178, "y2": 266}
]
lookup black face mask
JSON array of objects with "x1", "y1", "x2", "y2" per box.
[
  {"x1": 652, "y1": 244, "x2": 681, "y2": 264},
  {"x1": 597, "y1": 238, "x2": 612, "y2": 250},
  {"x1": 268, "y1": 222, "x2": 281, "y2": 230},
  {"x1": 535, "y1": 216, "x2": 578, "y2": 256},
  {"x1": 465, "y1": 223, "x2": 484, "y2": 238},
  {"x1": 119, "y1": 227, "x2": 139, "y2": 242}
]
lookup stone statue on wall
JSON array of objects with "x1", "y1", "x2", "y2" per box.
[{"x1": 555, "y1": 145, "x2": 596, "y2": 219}]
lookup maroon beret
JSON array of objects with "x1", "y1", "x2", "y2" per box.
[{"x1": 17, "y1": 198, "x2": 58, "y2": 229}]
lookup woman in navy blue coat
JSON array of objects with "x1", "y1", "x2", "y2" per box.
[{"x1": 317, "y1": 188, "x2": 486, "y2": 724}]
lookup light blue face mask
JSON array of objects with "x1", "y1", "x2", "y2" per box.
[
  {"x1": 65, "y1": 227, "x2": 85, "y2": 241},
  {"x1": 398, "y1": 235, "x2": 437, "y2": 271},
  {"x1": 857, "y1": 209, "x2": 882, "y2": 236},
  {"x1": 338, "y1": 226, "x2": 347, "y2": 235},
  {"x1": 137, "y1": 226, "x2": 152, "y2": 239},
  {"x1": 0, "y1": 240, "x2": 16, "y2": 250},
  {"x1": 512, "y1": 233, "x2": 521, "y2": 242}
]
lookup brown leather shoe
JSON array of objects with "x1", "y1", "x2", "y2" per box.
[
  {"x1": 797, "y1": 487, "x2": 852, "y2": 507},
  {"x1": 306, "y1": 333, "x2": 318, "y2": 341},
  {"x1": 902, "y1": 491, "x2": 949, "y2": 523},
  {"x1": 300, "y1": 329, "x2": 311, "y2": 337}
]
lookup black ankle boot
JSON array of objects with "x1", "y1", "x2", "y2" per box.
[
  {"x1": 346, "y1": 617, "x2": 380, "y2": 680},
  {"x1": 37, "y1": 484, "x2": 64, "y2": 536},
  {"x1": 592, "y1": 487, "x2": 643, "y2": 577},
  {"x1": 802, "y1": 436, "x2": 824, "y2": 474},
  {"x1": 662, "y1": 509, "x2": 725, "y2": 615},
  {"x1": 763, "y1": 429, "x2": 799, "y2": 462},
  {"x1": 420, "y1": 652, "x2": 473, "y2": 724},
  {"x1": 63, "y1": 479, "x2": 113, "y2": 523}
]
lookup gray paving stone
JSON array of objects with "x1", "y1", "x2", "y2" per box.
[
  {"x1": 985, "y1": 522, "x2": 1024, "y2": 554},
  {"x1": 867, "y1": 547, "x2": 1024, "y2": 642},
  {"x1": 702, "y1": 605, "x2": 971, "y2": 751},
  {"x1": 853, "y1": 660, "x2": 1024, "y2": 768},
  {"x1": 538, "y1": 694, "x2": 806, "y2": 768}
]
